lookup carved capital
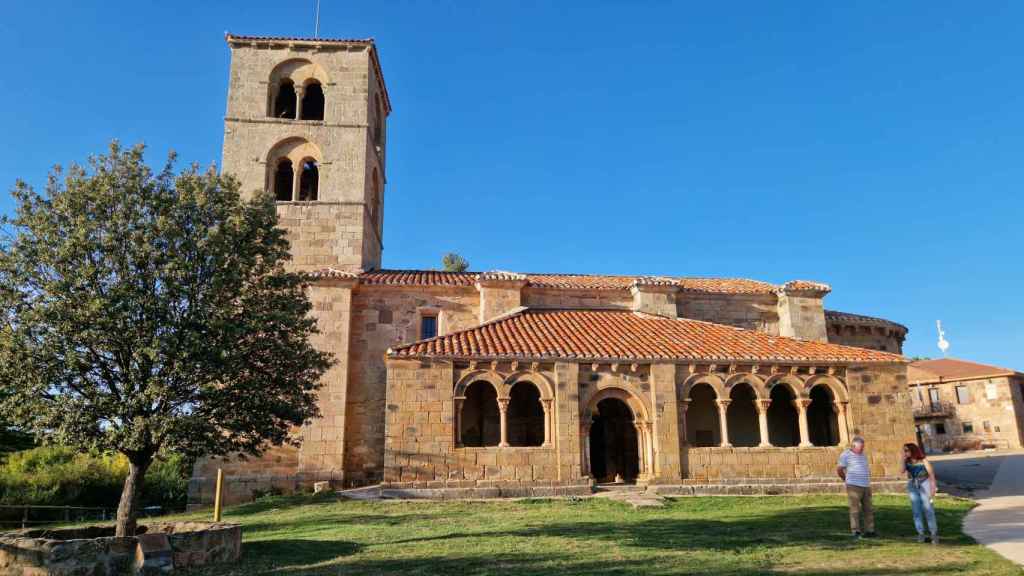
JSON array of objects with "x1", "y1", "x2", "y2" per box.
[
  {"x1": 755, "y1": 399, "x2": 772, "y2": 414},
  {"x1": 497, "y1": 398, "x2": 510, "y2": 412},
  {"x1": 792, "y1": 399, "x2": 812, "y2": 411},
  {"x1": 716, "y1": 399, "x2": 732, "y2": 412}
]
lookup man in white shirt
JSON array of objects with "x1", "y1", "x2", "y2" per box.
[{"x1": 837, "y1": 435, "x2": 875, "y2": 538}]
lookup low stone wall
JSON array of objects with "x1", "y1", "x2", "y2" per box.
[
  {"x1": 381, "y1": 480, "x2": 593, "y2": 500},
  {"x1": 0, "y1": 522, "x2": 240, "y2": 575},
  {"x1": 654, "y1": 479, "x2": 908, "y2": 496}
]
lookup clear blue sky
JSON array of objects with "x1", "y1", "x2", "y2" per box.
[{"x1": 1, "y1": 1, "x2": 1021, "y2": 367}]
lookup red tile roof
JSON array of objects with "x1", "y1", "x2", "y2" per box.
[
  {"x1": 908, "y1": 358, "x2": 1020, "y2": 384},
  {"x1": 346, "y1": 269, "x2": 803, "y2": 295},
  {"x1": 825, "y1": 310, "x2": 908, "y2": 333},
  {"x1": 388, "y1": 309, "x2": 904, "y2": 364}
]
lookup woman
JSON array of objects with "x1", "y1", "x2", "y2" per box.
[{"x1": 903, "y1": 443, "x2": 939, "y2": 543}]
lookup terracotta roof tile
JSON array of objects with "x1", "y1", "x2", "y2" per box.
[
  {"x1": 388, "y1": 309, "x2": 904, "y2": 364},
  {"x1": 351, "y1": 269, "x2": 794, "y2": 294},
  {"x1": 908, "y1": 358, "x2": 1020, "y2": 383},
  {"x1": 825, "y1": 310, "x2": 908, "y2": 333},
  {"x1": 359, "y1": 269, "x2": 478, "y2": 287}
]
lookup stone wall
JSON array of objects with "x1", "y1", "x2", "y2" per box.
[
  {"x1": 346, "y1": 286, "x2": 480, "y2": 486},
  {"x1": 844, "y1": 363, "x2": 916, "y2": 477},
  {"x1": 777, "y1": 293, "x2": 828, "y2": 342},
  {"x1": 523, "y1": 288, "x2": 632, "y2": 311},
  {"x1": 911, "y1": 375, "x2": 1024, "y2": 451},
  {"x1": 0, "y1": 523, "x2": 240, "y2": 575},
  {"x1": 827, "y1": 323, "x2": 905, "y2": 354},
  {"x1": 677, "y1": 293, "x2": 780, "y2": 333}
]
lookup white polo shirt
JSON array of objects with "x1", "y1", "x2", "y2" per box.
[{"x1": 838, "y1": 449, "x2": 871, "y2": 488}]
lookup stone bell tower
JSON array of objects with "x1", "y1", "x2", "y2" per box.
[{"x1": 221, "y1": 33, "x2": 390, "y2": 271}]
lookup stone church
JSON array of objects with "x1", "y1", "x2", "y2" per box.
[{"x1": 190, "y1": 34, "x2": 914, "y2": 505}]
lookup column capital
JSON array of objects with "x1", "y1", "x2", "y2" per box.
[
  {"x1": 716, "y1": 399, "x2": 732, "y2": 411},
  {"x1": 755, "y1": 399, "x2": 772, "y2": 414},
  {"x1": 541, "y1": 398, "x2": 553, "y2": 412},
  {"x1": 678, "y1": 399, "x2": 691, "y2": 413},
  {"x1": 792, "y1": 398, "x2": 812, "y2": 412},
  {"x1": 497, "y1": 398, "x2": 510, "y2": 412}
]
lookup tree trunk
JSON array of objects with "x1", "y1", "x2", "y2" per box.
[{"x1": 115, "y1": 456, "x2": 151, "y2": 537}]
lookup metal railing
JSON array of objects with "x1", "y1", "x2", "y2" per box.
[
  {"x1": 0, "y1": 505, "x2": 110, "y2": 529},
  {"x1": 913, "y1": 400, "x2": 956, "y2": 418}
]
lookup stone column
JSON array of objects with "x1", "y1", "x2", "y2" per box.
[
  {"x1": 542, "y1": 399, "x2": 553, "y2": 447},
  {"x1": 835, "y1": 401, "x2": 850, "y2": 445},
  {"x1": 794, "y1": 399, "x2": 813, "y2": 447},
  {"x1": 498, "y1": 398, "x2": 510, "y2": 447},
  {"x1": 679, "y1": 399, "x2": 691, "y2": 446},
  {"x1": 453, "y1": 397, "x2": 465, "y2": 447},
  {"x1": 643, "y1": 421, "x2": 656, "y2": 477},
  {"x1": 581, "y1": 423, "x2": 591, "y2": 477},
  {"x1": 756, "y1": 399, "x2": 772, "y2": 447},
  {"x1": 716, "y1": 399, "x2": 732, "y2": 448},
  {"x1": 634, "y1": 420, "x2": 648, "y2": 478},
  {"x1": 290, "y1": 159, "x2": 300, "y2": 202},
  {"x1": 294, "y1": 84, "x2": 305, "y2": 120}
]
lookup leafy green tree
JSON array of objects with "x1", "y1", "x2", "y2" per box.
[
  {"x1": 442, "y1": 252, "x2": 469, "y2": 272},
  {"x1": 0, "y1": 143, "x2": 331, "y2": 536}
]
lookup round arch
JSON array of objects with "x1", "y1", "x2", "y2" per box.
[
  {"x1": 503, "y1": 371, "x2": 554, "y2": 400},
  {"x1": 268, "y1": 58, "x2": 330, "y2": 86},
  {"x1": 724, "y1": 373, "x2": 767, "y2": 400},
  {"x1": 583, "y1": 386, "x2": 650, "y2": 424},
  {"x1": 803, "y1": 374, "x2": 849, "y2": 402},
  {"x1": 454, "y1": 370, "x2": 506, "y2": 399},
  {"x1": 764, "y1": 374, "x2": 806, "y2": 399},
  {"x1": 679, "y1": 373, "x2": 725, "y2": 401}
]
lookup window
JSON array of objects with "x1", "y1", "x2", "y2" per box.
[
  {"x1": 962, "y1": 421, "x2": 974, "y2": 434},
  {"x1": 420, "y1": 315, "x2": 437, "y2": 340},
  {"x1": 300, "y1": 81, "x2": 325, "y2": 120},
  {"x1": 273, "y1": 80, "x2": 297, "y2": 119},
  {"x1": 986, "y1": 382, "x2": 998, "y2": 400},
  {"x1": 507, "y1": 382, "x2": 545, "y2": 447},
  {"x1": 928, "y1": 388, "x2": 940, "y2": 407},
  {"x1": 298, "y1": 160, "x2": 319, "y2": 201},
  {"x1": 273, "y1": 159, "x2": 294, "y2": 201},
  {"x1": 934, "y1": 422, "x2": 947, "y2": 435},
  {"x1": 983, "y1": 420, "x2": 992, "y2": 433},
  {"x1": 955, "y1": 385, "x2": 972, "y2": 405}
]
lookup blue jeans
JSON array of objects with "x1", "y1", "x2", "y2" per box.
[{"x1": 907, "y1": 478, "x2": 937, "y2": 536}]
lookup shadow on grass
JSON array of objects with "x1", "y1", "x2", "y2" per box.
[
  {"x1": 384, "y1": 500, "x2": 974, "y2": 553},
  {"x1": 240, "y1": 538, "x2": 361, "y2": 567}
]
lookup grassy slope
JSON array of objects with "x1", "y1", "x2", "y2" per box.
[{"x1": 171, "y1": 494, "x2": 1016, "y2": 576}]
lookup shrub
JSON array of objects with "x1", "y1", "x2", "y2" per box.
[{"x1": 0, "y1": 446, "x2": 189, "y2": 511}]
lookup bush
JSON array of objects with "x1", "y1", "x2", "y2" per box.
[{"x1": 0, "y1": 446, "x2": 189, "y2": 511}]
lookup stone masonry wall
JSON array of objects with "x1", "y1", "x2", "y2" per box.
[
  {"x1": 844, "y1": 363, "x2": 916, "y2": 477},
  {"x1": 827, "y1": 323, "x2": 905, "y2": 354},
  {"x1": 346, "y1": 287, "x2": 480, "y2": 485},
  {"x1": 677, "y1": 294, "x2": 780, "y2": 333},
  {"x1": 383, "y1": 359, "x2": 566, "y2": 487}
]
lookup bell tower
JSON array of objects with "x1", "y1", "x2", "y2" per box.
[{"x1": 221, "y1": 33, "x2": 389, "y2": 271}]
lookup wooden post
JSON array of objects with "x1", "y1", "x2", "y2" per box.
[{"x1": 213, "y1": 468, "x2": 224, "y2": 522}]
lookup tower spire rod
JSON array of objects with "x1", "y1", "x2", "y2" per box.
[{"x1": 314, "y1": 0, "x2": 321, "y2": 38}]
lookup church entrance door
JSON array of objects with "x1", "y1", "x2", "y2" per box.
[{"x1": 589, "y1": 397, "x2": 640, "y2": 483}]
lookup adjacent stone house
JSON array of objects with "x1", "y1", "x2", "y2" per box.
[
  {"x1": 909, "y1": 358, "x2": 1024, "y2": 452},
  {"x1": 188, "y1": 34, "x2": 915, "y2": 505}
]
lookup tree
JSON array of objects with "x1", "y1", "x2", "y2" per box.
[
  {"x1": 442, "y1": 252, "x2": 469, "y2": 272},
  {"x1": 0, "y1": 143, "x2": 331, "y2": 536}
]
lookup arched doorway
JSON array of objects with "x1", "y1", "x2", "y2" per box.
[{"x1": 589, "y1": 397, "x2": 640, "y2": 483}]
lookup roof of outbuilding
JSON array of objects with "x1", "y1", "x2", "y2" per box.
[
  {"x1": 387, "y1": 308, "x2": 905, "y2": 364},
  {"x1": 908, "y1": 358, "x2": 1021, "y2": 384},
  {"x1": 346, "y1": 269, "x2": 823, "y2": 295}
]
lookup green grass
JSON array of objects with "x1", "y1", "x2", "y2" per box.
[{"x1": 166, "y1": 494, "x2": 1017, "y2": 576}]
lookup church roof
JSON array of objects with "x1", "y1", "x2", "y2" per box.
[
  {"x1": 387, "y1": 308, "x2": 904, "y2": 364},
  {"x1": 351, "y1": 269, "x2": 826, "y2": 295},
  {"x1": 825, "y1": 310, "x2": 908, "y2": 333},
  {"x1": 908, "y1": 358, "x2": 1021, "y2": 384}
]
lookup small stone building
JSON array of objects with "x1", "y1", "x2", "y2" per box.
[
  {"x1": 909, "y1": 358, "x2": 1024, "y2": 453},
  {"x1": 189, "y1": 34, "x2": 915, "y2": 505}
]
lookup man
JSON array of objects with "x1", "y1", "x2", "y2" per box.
[{"x1": 837, "y1": 435, "x2": 876, "y2": 539}]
